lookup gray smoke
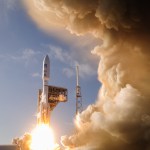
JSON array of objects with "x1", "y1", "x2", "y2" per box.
[{"x1": 23, "y1": 0, "x2": 150, "y2": 149}]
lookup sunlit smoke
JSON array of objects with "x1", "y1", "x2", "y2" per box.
[{"x1": 23, "y1": 0, "x2": 150, "y2": 150}]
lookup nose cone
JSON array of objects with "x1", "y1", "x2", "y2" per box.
[
  {"x1": 44, "y1": 55, "x2": 50, "y2": 64},
  {"x1": 42, "y1": 55, "x2": 50, "y2": 80}
]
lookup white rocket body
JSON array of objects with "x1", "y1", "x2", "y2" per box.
[{"x1": 38, "y1": 55, "x2": 50, "y2": 124}]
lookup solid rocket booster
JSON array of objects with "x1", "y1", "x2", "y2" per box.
[{"x1": 38, "y1": 55, "x2": 50, "y2": 124}]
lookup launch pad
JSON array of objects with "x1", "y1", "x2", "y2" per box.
[{"x1": 38, "y1": 85, "x2": 68, "y2": 111}]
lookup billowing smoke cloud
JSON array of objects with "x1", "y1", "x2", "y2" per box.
[
  {"x1": 23, "y1": 0, "x2": 150, "y2": 149},
  {"x1": 12, "y1": 133, "x2": 31, "y2": 150}
]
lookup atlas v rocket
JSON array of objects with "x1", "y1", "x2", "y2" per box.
[
  {"x1": 37, "y1": 55, "x2": 68, "y2": 125},
  {"x1": 37, "y1": 55, "x2": 50, "y2": 124}
]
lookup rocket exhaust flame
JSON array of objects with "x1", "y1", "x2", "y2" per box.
[
  {"x1": 30, "y1": 124, "x2": 58, "y2": 150},
  {"x1": 13, "y1": 123, "x2": 60, "y2": 150},
  {"x1": 24, "y1": 0, "x2": 150, "y2": 150}
]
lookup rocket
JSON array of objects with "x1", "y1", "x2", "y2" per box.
[
  {"x1": 37, "y1": 55, "x2": 50, "y2": 125},
  {"x1": 37, "y1": 55, "x2": 68, "y2": 125}
]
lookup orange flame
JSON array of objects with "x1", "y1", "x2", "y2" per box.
[{"x1": 30, "y1": 124, "x2": 59, "y2": 150}]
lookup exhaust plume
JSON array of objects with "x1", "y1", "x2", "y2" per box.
[{"x1": 23, "y1": 0, "x2": 150, "y2": 149}]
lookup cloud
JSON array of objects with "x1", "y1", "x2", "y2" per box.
[
  {"x1": 4, "y1": 0, "x2": 17, "y2": 10},
  {"x1": 14, "y1": 49, "x2": 39, "y2": 61},
  {"x1": 79, "y1": 64, "x2": 96, "y2": 78},
  {"x1": 48, "y1": 45, "x2": 72, "y2": 63},
  {"x1": 0, "y1": 49, "x2": 41, "y2": 66},
  {"x1": 62, "y1": 68, "x2": 74, "y2": 78},
  {"x1": 32, "y1": 72, "x2": 41, "y2": 78},
  {"x1": 48, "y1": 44, "x2": 97, "y2": 78},
  {"x1": 0, "y1": 0, "x2": 18, "y2": 21},
  {"x1": 0, "y1": 0, "x2": 17, "y2": 10},
  {"x1": 22, "y1": 49, "x2": 39, "y2": 59}
]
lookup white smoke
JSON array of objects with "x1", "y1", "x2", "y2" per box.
[{"x1": 23, "y1": 0, "x2": 150, "y2": 149}]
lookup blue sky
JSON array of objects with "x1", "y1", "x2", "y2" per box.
[{"x1": 0, "y1": 0, "x2": 101, "y2": 144}]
